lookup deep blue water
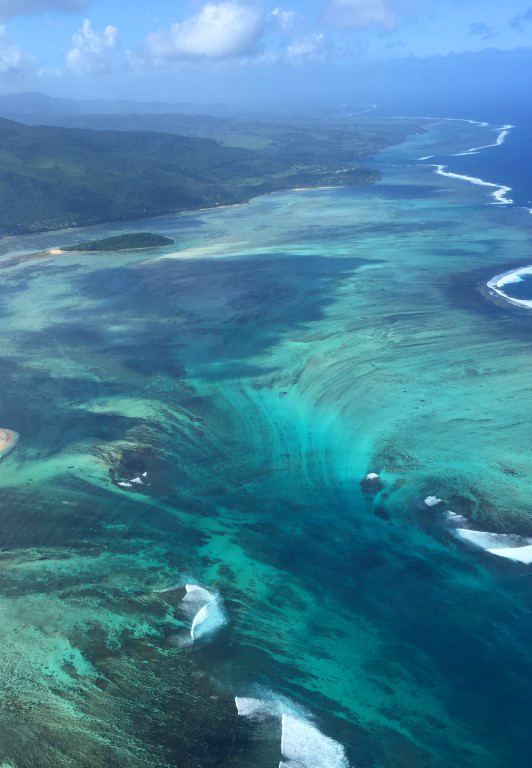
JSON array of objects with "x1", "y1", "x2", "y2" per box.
[
  {"x1": 501, "y1": 273, "x2": 532, "y2": 301},
  {"x1": 3, "y1": 107, "x2": 532, "y2": 768},
  {"x1": 444, "y1": 120, "x2": 532, "y2": 209},
  {"x1": 376, "y1": 99, "x2": 532, "y2": 210}
]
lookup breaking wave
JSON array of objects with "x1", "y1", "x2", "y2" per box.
[
  {"x1": 235, "y1": 693, "x2": 350, "y2": 768},
  {"x1": 280, "y1": 713, "x2": 349, "y2": 768},
  {"x1": 181, "y1": 584, "x2": 226, "y2": 641},
  {"x1": 444, "y1": 513, "x2": 532, "y2": 564}
]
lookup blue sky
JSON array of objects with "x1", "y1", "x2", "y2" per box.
[{"x1": 1, "y1": 0, "x2": 532, "y2": 101}]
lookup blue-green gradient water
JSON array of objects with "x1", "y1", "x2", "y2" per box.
[{"x1": 1, "y1": 119, "x2": 532, "y2": 768}]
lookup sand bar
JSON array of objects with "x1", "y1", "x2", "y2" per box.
[{"x1": 0, "y1": 428, "x2": 19, "y2": 457}]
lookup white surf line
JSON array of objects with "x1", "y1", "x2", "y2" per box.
[
  {"x1": 444, "y1": 511, "x2": 532, "y2": 564},
  {"x1": 280, "y1": 713, "x2": 350, "y2": 768},
  {"x1": 487, "y1": 266, "x2": 532, "y2": 309},
  {"x1": 235, "y1": 695, "x2": 351, "y2": 768},
  {"x1": 383, "y1": 115, "x2": 489, "y2": 126},
  {"x1": 181, "y1": 584, "x2": 226, "y2": 642},
  {"x1": 409, "y1": 117, "x2": 515, "y2": 205},
  {"x1": 378, "y1": 115, "x2": 493, "y2": 162},
  {"x1": 454, "y1": 529, "x2": 532, "y2": 565},
  {"x1": 415, "y1": 119, "x2": 511, "y2": 161},
  {"x1": 432, "y1": 164, "x2": 513, "y2": 205},
  {"x1": 453, "y1": 124, "x2": 514, "y2": 156}
]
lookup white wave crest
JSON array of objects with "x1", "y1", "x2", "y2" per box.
[
  {"x1": 280, "y1": 713, "x2": 349, "y2": 768},
  {"x1": 445, "y1": 511, "x2": 469, "y2": 527},
  {"x1": 236, "y1": 695, "x2": 350, "y2": 767},
  {"x1": 455, "y1": 529, "x2": 532, "y2": 564},
  {"x1": 433, "y1": 164, "x2": 513, "y2": 205},
  {"x1": 424, "y1": 496, "x2": 442, "y2": 507},
  {"x1": 453, "y1": 124, "x2": 513, "y2": 156},
  {"x1": 181, "y1": 584, "x2": 226, "y2": 641},
  {"x1": 487, "y1": 266, "x2": 532, "y2": 310},
  {"x1": 235, "y1": 697, "x2": 279, "y2": 721}
]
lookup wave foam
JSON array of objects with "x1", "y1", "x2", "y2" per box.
[
  {"x1": 445, "y1": 511, "x2": 468, "y2": 527},
  {"x1": 453, "y1": 124, "x2": 513, "y2": 156},
  {"x1": 236, "y1": 695, "x2": 350, "y2": 767},
  {"x1": 454, "y1": 529, "x2": 532, "y2": 564},
  {"x1": 181, "y1": 584, "x2": 225, "y2": 641},
  {"x1": 487, "y1": 266, "x2": 532, "y2": 310},
  {"x1": 414, "y1": 118, "x2": 513, "y2": 206},
  {"x1": 433, "y1": 164, "x2": 513, "y2": 205},
  {"x1": 235, "y1": 697, "x2": 279, "y2": 721},
  {"x1": 281, "y1": 713, "x2": 349, "y2": 768}
]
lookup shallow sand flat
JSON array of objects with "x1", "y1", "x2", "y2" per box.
[{"x1": 0, "y1": 119, "x2": 531, "y2": 767}]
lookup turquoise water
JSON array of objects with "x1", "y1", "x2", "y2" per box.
[{"x1": 1, "y1": 120, "x2": 532, "y2": 767}]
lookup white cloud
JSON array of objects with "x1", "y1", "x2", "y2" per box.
[
  {"x1": 326, "y1": 0, "x2": 423, "y2": 30},
  {"x1": 285, "y1": 32, "x2": 325, "y2": 63},
  {"x1": 0, "y1": 0, "x2": 90, "y2": 17},
  {"x1": 0, "y1": 25, "x2": 33, "y2": 78},
  {"x1": 144, "y1": 1, "x2": 265, "y2": 61},
  {"x1": 66, "y1": 18, "x2": 118, "y2": 75},
  {"x1": 270, "y1": 7, "x2": 296, "y2": 31}
]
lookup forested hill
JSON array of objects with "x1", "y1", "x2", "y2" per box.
[
  {"x1": 0, "y1": 115, "x2": 413, "y2": 235},
  {"x1": 0, "y1": 117, "x2": 262, "y2": 234}
]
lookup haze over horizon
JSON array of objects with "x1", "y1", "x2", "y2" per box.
[
  {"x1": 3, "y1": 4, "x2": 532, "y2": 768},
  {"x1": 0, "y1": 0, "x2": 531, "y2": 107}
]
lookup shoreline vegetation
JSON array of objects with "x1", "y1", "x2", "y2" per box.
[
  {"x1": 0, "y1": 114, "x2": 425, "y2": 236},
  {"x1": 0, "y1": 232, "x2": 173, "y2": 268},
  {"x1": 62, "y1": 232, "x2": 175, "y2": 252}
]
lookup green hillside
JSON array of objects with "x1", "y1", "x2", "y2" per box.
[
  {"x1": 0, "y1": 116, "x2": 416, "y2": 234},
  {"x1": 0, "y1": 118, "x2": 259, "y2": 233}
]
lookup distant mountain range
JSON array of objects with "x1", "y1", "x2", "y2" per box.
[{"x1": 0, "y1": 91, "x2": 230, "y2": 117}]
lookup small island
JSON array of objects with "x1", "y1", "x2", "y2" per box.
[{"x1": 62, "y1": 232, "x2": 174, "y2": 253}]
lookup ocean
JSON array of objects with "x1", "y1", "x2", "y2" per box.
[{"x1": 0, "y1": 115, "x2": 531, "y2": 767}]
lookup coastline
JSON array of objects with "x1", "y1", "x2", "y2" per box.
[
  {"x1": 0, "y1": 116, "x2": 520, "y2": 266},
  {"x1": 0, "y1": 118, "x2": 431, "y2": 240},
  {"x1": 416, "y1": 119, "x2": 516, "y2": 205},
  {"x1": 0, "y1": 180, "x2": 374, "y2": 240},
  {"x1": 2, "y1": 110, "x2": 532, "y2": 767}
]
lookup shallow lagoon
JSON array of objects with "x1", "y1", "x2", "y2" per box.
[{"x1": 1, "y1": 121, "x2": 532, "y2": 767}]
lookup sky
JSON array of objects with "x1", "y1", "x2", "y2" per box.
[{"x1": 0, "y1": 0, "x2": 532, "y2": 104}]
